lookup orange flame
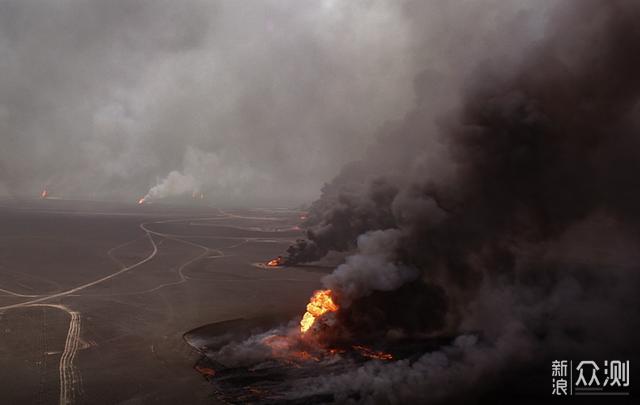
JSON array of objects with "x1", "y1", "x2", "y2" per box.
[
  {"x1": 300, "y1": 289, "x2": 338, "y2": 334},
  {"x1": 138, "y1": 197, "x2": 146, "y2": 205},
  {"x1": 352, "y1": 345, "x2": 393, "y2": 360},
  {"x1": 266, "y1": 256, "x2": 284, "y2": 267},
  {"x1": 41, "y1": 189, "x2": 48, "y2": 199}
]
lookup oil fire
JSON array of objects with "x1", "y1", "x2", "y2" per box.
[
  {"x1": 352, "y1": 345, "x2": 393, "y2": 360},
  {"x1": 138, "y1": 197, "x2": 146, "y2": 205},
  {"x1": 41, "y1": 189, "x2": 48, "y2": 199},
  {"x1": 300, "y1": 289, "x2": 338, "y2": 334},
  {"x1": 266, "y1": 256, "x2": 284, "y2": 267}
]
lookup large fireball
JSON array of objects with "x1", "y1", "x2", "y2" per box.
[{"x1": 300, "y1": 289, "x2": 338, "y2": 334}]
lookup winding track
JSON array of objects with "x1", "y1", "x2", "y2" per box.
[
  {"x1": 0, "y1": 222, "x2": 159, "y2": 404},
  {"x1": 0, "y1": 208, "x2": 301, "y2": 404},
  {"x1": 0, "y1": 223, "x2": 158, "y2": 312}
]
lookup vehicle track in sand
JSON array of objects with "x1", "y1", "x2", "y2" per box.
[
  {"x1": 24, "y1": 304, "x2": 81, "y2": 405},
  {"x1": 0, "y1": 209, "x2": 299, "y2": 404},
  {"x1": 0, "y1": 222, "x2": 158, "y2": 404}
]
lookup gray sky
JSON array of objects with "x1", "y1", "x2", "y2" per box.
[{"x1": 0, "y1": 0, "x2": 548, "y2": 206}]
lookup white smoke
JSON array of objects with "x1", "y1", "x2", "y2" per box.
[
  {"x1": 143, "y1": 170, "x2": 199, "y2": 201},
  {"x1": 142, "y1": 145, "x2": 272, "y2": 202}
]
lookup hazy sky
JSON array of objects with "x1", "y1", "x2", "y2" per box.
[{"x1": 0, "y1": 0, "x2": 548, "y2": 206}]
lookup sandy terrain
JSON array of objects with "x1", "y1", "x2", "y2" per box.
[{"x1": 0, "y1": 199, "x2": 325, "y2": 404}]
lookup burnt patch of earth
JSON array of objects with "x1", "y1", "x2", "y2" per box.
[{"x1": 185, "y1": 317, "x2": 455, "y2": 404}]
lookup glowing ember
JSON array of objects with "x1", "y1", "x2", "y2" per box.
[
  {"x1": 266, "y1": 256, "x2": 284, "y2": 267},
  {"x1": 262, "y1": 334, "x2": 291, "y2": 351},
  {"x1": 138, "y1": 197, "x2": 146, "y2": 205},
  {"x1": 292, "y1": 350, "x2": 320, "y2": 362},
  {"x1": 300, "y1": 289, "x2": 338, "y2": 334},
  {"x1": 41, "y1": 189, "x2": 48, "y2": 199},
  {"x1": 261, "y1": 334, "x2": 322, "y2": 364},
  {"x1": 352, "y1": 345, "x2": 393, "y2": 360}
]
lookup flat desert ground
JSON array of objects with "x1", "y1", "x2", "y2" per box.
[{"x1": 0, "y1": 199, "x2": 325, "y2": 404}]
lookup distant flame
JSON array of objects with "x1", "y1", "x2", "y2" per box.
[
  {"x1": 138, "y1": 197, "x2": 146, "y2": 205},
  {"x1": 266, "y1": 256, "x2": 284, "y2": 267},
  {"x1": 352, "y1": 345, "x2": 393, "y2": 360},
  {"x1": 300, "y1": 289, "x2": 338, "y2": 334},
  {"x1": 41, "y1": 189, "x2": 48, "y2": 199}
]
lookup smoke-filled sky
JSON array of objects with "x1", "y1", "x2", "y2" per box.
[{"x1": 0, "y1": 0, "x2": 553, "y2": 206}]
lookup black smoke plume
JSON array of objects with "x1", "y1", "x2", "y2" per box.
[
  {"x1": 215, "y1": 1, "x2": 640, "y2": 402},
  {"x1": 286, "y1": 168, "x2": 399, "y2": 264}
]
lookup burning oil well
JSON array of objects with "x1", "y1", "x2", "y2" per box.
[{"x1": 194, "y1": 1, "x2": 640, "y2": 403}]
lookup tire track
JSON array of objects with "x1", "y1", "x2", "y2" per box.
[
  {"x1": 0, "y1": 210, "x2": 294, "y2": 403},
  {"x1": 26, "y1": 304, "x2": 81, "y2": 405},
  {"x1": 0, "y1": 223, "x2": 158, "y2": 311},
  {"x1": 0, "y1": 221, "x2": 158, "y2": 404}
]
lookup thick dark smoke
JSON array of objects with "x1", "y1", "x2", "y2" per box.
[
  {"x1": 324, "y1": 0, "x2": 640, "y2": 318},
  {"x1": 286, "y1": 170, "x2": 399, "y2": 264},
  {"x1": 229, "y1": 1, "x2": 640, "y2": 402}
]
